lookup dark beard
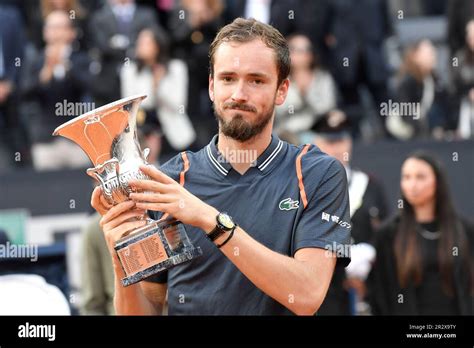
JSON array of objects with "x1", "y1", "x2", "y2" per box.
[{"x1": 214, "y1": 104, "x2": 274, "y2": 142}]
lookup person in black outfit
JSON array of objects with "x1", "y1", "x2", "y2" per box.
[
  {"x1": 20, "y1": 10, "x2": 92, "y2": 170},
  {"x1": 389, "y1": 39, "x2": 452, "y2": 140},
  {"x1": 88, "y1": 0, "x2": 161, "y2": 105},
  {"x1": 369, "y1": 151, "x2": 474, "y2": 315},
  {"x1": 0, "y1": 4, "x2": 29, "y2": 170},
  {"x1": 314, "y1": 118, "x2": 387, "y2": 315},
  {"x1": 447, "y1": 0, "x2": 474, "y2": 56},
  {"x1": 167, "y1": 0, "x2": 224, "y2": 148},
  {"x1": 323, "y1": 0, "x2": 393, "y2": 138},
  {"x1": 0, "y1": 229, "x2": 9, "y2": 244}
]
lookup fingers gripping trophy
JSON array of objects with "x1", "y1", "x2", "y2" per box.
[{"x1": 53, "y1": 95, "x2": 202, "y2": 286}]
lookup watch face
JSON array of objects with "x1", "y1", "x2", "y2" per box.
[{"x1": 218, "y1": 213, "x2": 234, "y2": 229}]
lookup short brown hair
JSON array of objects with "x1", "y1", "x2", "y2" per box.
[{"x1": 209, "y1": 17, "x2": 290, "y2": 86}]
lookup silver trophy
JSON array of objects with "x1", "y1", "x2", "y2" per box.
[{"x1": 53, "y1": 95, "x2": 202, "y2": 286}]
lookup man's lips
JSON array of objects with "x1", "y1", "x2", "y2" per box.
[
  {"x1": 227, "y1": 108, "x2": 254, "y2": 112},
  {"x1": 223, "y1": 103, "x2": 256, "y2": 113}
]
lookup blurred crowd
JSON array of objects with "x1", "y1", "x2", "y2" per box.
[
  {"x1": 0, "y1": 0, "x2": 472, "y2": 316},
  {"x1": 0, "y1": 0, "x2": 472, "y2": 171}
]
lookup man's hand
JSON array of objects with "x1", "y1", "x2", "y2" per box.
[
  {"x1": 90, "y1": 186, "x2": 113, "y2": 216},
  {"x1": 129, "y1": 165, "x2": 218, "y2": 232},
  {"x1": 99, "y1": 200, "x2": 147, "y2": 255},
  {"x1": 91, "y1": 187, "x2": 147, "y2": 256}
]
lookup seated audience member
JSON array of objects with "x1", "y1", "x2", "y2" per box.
[
  {"x1": 276, "y1": 34, "x2": 338, "y2": 140},
  {"x1": 0, "y1": 4, "x2": 29, "y2": 170},
  {"x1": 451, "y1": 19, "x2": 474, "y2": 139},
  {"x1": 314, "y1": 119, "x2": 387, "y2": 315},
  {"x1": 369, "y1": 151, "x2": 474, "y2": 315},
  {"x1": 28, "y1": 0, "x2": 90, "y2": 51},
  {"x1": 20, "y1": 10, "x2": 91, "y2": 171},
  {"x1": 120, "y1": 27, "x2": 195, "y2": 161},
  {"x1": 387, "y1": 40, "x2": 451, "y2": 140},
  {"x1": 88, "y1": 0, "x2": 161, "y2": 105},
  {"x1": 167, "y1": 0, "x2": 224, "y2": 147}
]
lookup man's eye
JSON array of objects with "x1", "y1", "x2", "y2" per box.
[
  {"x1": 222, "y1": 77, "x2": 233, "y2": 82},
  {"x1": 252, "y1": 79, "x2": 263, "y2": 85}
]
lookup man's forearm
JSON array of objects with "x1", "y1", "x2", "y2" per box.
[
  {"x1": 112, "y1": 265, "x2": 160, "y2": 315},
  {"x1": 198, "y1": 209, "x2": 331, "y2": 315}
]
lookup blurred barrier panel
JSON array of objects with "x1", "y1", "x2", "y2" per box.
[
  {"x1": 0, "y1": 140, "x2": 472, "y2": 220},
  {"x1": 352, "y1": 139, "x2": 474, "y2": 218},
  {"x1": 0, "y1": 168, "x2": 93, "y2": 216}
]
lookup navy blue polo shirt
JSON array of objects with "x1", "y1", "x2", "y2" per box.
[{"x1": 147, "y1": 134, "x2": 351, "y2": 315}]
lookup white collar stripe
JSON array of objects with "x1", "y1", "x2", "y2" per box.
[
  {"x1": 207, "y1": 146, "x2": 228, "y2": 175},
  {"x1": 259, "y1": 141, "x2": 283, "y2": 171}
]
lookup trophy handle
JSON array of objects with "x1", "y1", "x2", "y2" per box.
[
  {"x1": 87, "y1": 158, "x2": 121, "y2": 205},
  {"x1": 143, "y1": 148, "x2": 150, "y2": 164}
]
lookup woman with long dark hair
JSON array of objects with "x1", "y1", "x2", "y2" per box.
[{"x1": 369, "y1": 151, "x2": 473, "y2": 315}]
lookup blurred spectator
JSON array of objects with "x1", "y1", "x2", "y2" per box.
[
  {"x1": 324, "y1": 0, "x2": 392, "y2": 138},
  {"x1": 314, "y1": 118, "x2": 387, "y2": 315},
  {"x1": 293, "y1": 0, "x2": 331, "y2": 65},
  {"x1": 28, "y1": 0, "x2": 91, "y2": 51},
  {"x1": 0, "y1": 4, "x2": 29, "y2": 170},
  {"x1": 369, "y1": 151, "x2": 474, "y2": 315},
  {"x1": 88, "y1": 0, "x2": 161, "y2": 105},
  {"x1": 80, "y1": 212, "x2": 114, "y2": 315},
  {"x1": 275, "y1": 34, "x2": 338, "y2": 139},
  {"x1": 20, "y1": 10, "x2": 91, "y2": 171},
  {"x1": 120, "y1": 27, "x2": 195, "y2": 161},
  {"x1": 451, "y1": 19, "x2": 474, "y2": 139},
  {"x1": 0, "y1": 274, "x2": 71, "y2": 315},
  {"x1": 168, "y1": 0, "x2": 223, "y2": 148},
  {"x1": 447, "y1": 0, "x2": 474, "y2": 56},
  {"x1": 139, "y1": 0, "x2": 175, "y2": 29},
  {"x1": 223, "y1": 0, "x2": 299, "y2": 37},
  {"x1": 387, "y1": 39, "x2": 451, "y2": 140},
  {"x1": 0, "y1": 229, "x2": 8, "y2": 244}
]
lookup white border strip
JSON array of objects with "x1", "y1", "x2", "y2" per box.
[
  {"x1": 259, "y1": 141, "x2": 283, "y2": 171},
  {"x1": 207, "y1": 146, "x2": 228, "y2": 175}
]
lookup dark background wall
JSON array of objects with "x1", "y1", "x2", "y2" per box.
[
  {"x1": 352, "y1": 139, "x2": 474, "y2": 219},
  {"x1": 0, "y1": 139, "x2": 473, "y2": 221}
]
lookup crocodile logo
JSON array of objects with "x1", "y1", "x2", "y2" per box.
[{"x1": 279, "y1": 198, "x2": 299, "y2": 211}]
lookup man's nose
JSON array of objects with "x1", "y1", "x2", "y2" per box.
[{"x1": 231, "y1": 81, "x2": 249, "y2": 102}]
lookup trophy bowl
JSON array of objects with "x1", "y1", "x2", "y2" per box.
[{"x1": 53, "y1": 95, "x2": 202, "y2": 286}]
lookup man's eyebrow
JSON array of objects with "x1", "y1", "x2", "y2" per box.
[
  {"x1": 216, "y1": 71, "x2": 236, "y2": 76},
  {"x1": 216, "y1": 71, "x2": 270, "y2": 79},
  {"x1": 247, "y1": 73, "x2": 269, "y2": 79}
]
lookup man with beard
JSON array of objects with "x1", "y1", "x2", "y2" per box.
[{"x1": 91, "y1": 18, "x2": 351, "y2": 315}]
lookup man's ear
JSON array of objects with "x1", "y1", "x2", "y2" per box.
[
  {"x1": 275, "y1": 78, "x2": 290, "y2": 106},
  {"x1": 208, "y1": 75, "x2": 214, "y2": 102}
]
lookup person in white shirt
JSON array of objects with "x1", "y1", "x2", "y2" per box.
[
  {"x1": 276, "y1": 34, "x2": 338, "y2": 139},
  {"x1": 120, "y1": 27, "x2": 196, "y2": 161}
]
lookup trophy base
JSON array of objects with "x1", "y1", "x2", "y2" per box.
[{"x1": 114, "y1": 218, "x2": 203, "y2": 287}]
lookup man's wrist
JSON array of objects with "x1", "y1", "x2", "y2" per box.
[{"x1": 198, "y1": 205, "x2": 220, "y2": 234}]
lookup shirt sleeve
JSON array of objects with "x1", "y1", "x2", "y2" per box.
[{"x1": 292, "y1": 154, "x2": 352, "y2": 267}]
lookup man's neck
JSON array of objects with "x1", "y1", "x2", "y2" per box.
[{"x1": 217, "y1": 127, "x2": 272, "y2": 175}]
